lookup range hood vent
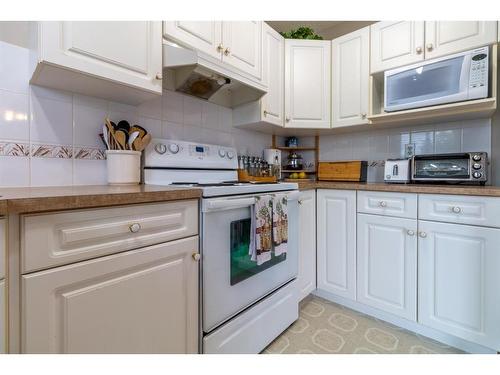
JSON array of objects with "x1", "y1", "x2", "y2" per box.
[{"x1": 162, "y1": 40, "x2": 266, "y2": 108}]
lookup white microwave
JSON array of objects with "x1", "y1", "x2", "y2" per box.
[{"x1": 384, "y1": 46, "x2": 489, "y2": 112}]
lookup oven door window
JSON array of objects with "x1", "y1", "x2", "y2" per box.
[
  {"x1": 230, "y1": 218, "x2": 286, "y2": 285},
  {"x1": 386, "y1": 56, "x2": 464, "y2": 107},
  {"x1": 414, "y1": 158, "x2": 470, "y2": 178}
]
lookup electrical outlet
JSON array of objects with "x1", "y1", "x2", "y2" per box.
[{"x1": 405, "y1": 143, "x2": 415, "y2": 158}]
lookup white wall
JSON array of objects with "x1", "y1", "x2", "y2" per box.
[{"x1": 0, "y1": 40, "x2": 271, "y2": 187}]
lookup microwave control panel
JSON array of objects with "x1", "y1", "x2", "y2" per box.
[{"x1": 469, "y1": 47, "x2": 489, "y2": 92}]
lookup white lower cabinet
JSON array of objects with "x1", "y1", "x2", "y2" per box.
[
  {"x1": 418, "y1": 220, "x2": 500, "y2": 350},
  {"x1": 22, "y1": 236, "x2": 199, "y2": 354},
  {"x1": 0, "y1": 279, "x2": 5, "y2": 354},
  {"x1": 317, "y1": 190, "x2": 356, "y2": 300},
  {"x1": 297, "y1": 190, "x2": 316, "y2": 301},
  {"x1": 357, "y1": 214, "x2": 417, "y2": 321}
]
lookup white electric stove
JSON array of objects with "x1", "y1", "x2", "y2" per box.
[{"x1": 144, "y1": 139, "x2": 300, "y2": 354}]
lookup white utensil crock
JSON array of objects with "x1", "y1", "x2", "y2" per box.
[{"x1": 106, "y1": 150, "x2": 141, "y2": 185}]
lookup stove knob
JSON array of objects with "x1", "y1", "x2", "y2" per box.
[
  {"x1": 472, "y1": 154, "x2": 482, "y2": 161},
  {"x1": 168, "y1": 143, "x2": 180, "y2": 154},
  {"x1": 473, "y1": 171, "x2": 483, "y2": 179},
  {"x1": 227, "y1": 151, "x2": 235, "y2": 159},
  {"x1": 154, "y1": 143, "x2": 167, "y2": 154},
  {"x1": 472, "y1": 163, "x2": 482, "y2": 170},
  {"x1": 218, "y1": 149, "x2": 226, "y2": 158}
]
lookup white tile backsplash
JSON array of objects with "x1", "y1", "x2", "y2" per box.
[
  {"x1": 30, "y1": 94, "x2": 73, "y2": 145},
  {"x1": 30, "y1": 158, "x2": 73, "y2": 186},
  {"x1": 319, "y1": 119, "x2": 492, "y2": 182},
  {"x1": 0, "y1": 89, "x2": 29, "y2": 141}
]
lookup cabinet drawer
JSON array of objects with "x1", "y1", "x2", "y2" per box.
[
  {"x1": 0, "y1": 219, "x2": 5, "y2": 280},
  {"x1": 22, "y1": 200, "x2": 198, "y2": 273},
  {"x1": 419, "y1": 194, "x2": 500, "y2": 228},
  {"x1": 357, "y1": 191, "x2": 417, "y2": 218}
]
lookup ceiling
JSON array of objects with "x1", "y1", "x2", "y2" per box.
[{"x1": 266, "y1": 21, "x2": 376, "y2": 39}]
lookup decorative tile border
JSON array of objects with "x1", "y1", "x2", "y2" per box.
[
  {"x1": 0, "y1": 142, "x2": 30, "y2": 156},
  {"x1": 0, "y1": 142, "x2": 106, "y2": 160}
]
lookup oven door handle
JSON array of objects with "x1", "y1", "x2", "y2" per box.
[
  {"x1": 203, "y1": 191, "x2": 300, "y2": 212},
  {"x1": 203, "y1": 197, "x2": 257, "y2": 212}
]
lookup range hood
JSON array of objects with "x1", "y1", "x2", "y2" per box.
[{"x1": 162, "y1": 41, "x2": 266, "y2": 108}]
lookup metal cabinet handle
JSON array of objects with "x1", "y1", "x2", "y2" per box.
[
  {"x1": 298, "y1": 199, "x2": 303, "y2": 205},
  {"x1": 285, "y1": 117, "x2": 290, "y2": 123},
  {"x1": 224, "y1": 47, "x2": 231, "y2": 56},
  {"x1": 129, "y1": 223, "x2": 141, "y2": 233},
  {"x1": 407, "y1": 230, "x2": 415, "y2": 236},
  {"x1": 379, "y1": 201, "x2": 387, "y2": 208},
  {"x1": 192, "y1": 253, "x2": 201, "y2": 261},
  {"x1": 155, "y1": 73, "x2": 163, "y2": 80},
  {"x1": 361, "y1": 113, "x2": 367, "y2": 119},
  {"x1": 217, "y1": 43, "x2": 224, "y2": 53},
  {"x1": 419, "y1": 231, "x2": 427, "y2": 238},
  {"x1": 426, "y1": 43, "x2": 434, "y2": 51},
  {"x1": 416, "y1": 46, "x2": 423, "y2": 54},
  {"x1": 451, "y1": 206, "x2": 462, "y2": 214},
  {"x1": 263, "y1": 110, "x2": 268, "y2": 116}
]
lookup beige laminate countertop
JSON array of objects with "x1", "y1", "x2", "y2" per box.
[
  {"x1": 296, "y1": 180, "x2": 500, "y2": 197},
  {"x1": 0, "y1": 185, "x2": 202, "y2": 215}
]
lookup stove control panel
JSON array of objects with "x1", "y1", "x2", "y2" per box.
[{"x1": 144, "y1": 138, "x2": 239, "y2": 169}]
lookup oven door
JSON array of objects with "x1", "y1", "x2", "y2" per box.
[
  {"x1": 201, "y1": 191, "x2": 299, "y2": 333},
  {"x1": 384, "y1": 53, "x2": 470, "y2": 112}
]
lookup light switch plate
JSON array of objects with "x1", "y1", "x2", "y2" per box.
[{"x1": 405, "y1": 143, "x2": 416, "y2": 158}]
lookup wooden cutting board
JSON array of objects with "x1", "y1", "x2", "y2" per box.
[{"x1": 318, "y1": 161, "x2": 368, "y2": 182}]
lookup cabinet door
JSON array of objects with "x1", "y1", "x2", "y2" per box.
[
  {"x1": 261, "y1": 23, "x2": 284, "y2": 126},
  {"x1": 285, "y1": 40, "x2": 331, "y2": 128},
  {"x1": 297, "y1": 190, "x2": 316, "y2": 301},
  {"x1": 22, "y1": 237, "x2": 199, "y2": 354},
  {"x1": 222, "y1": 21, "x2": 262, "y2": 79},
  {"x1": 163, "y1": 21, "x2": 223, "y2": 60},
  {"x1": 425, "y1": 21, "x2": 497, "y2": 60},
  {"x1": 357, "y1": 214, "x2": 417, "y2": 321},
  {"x1": 418, "y1": 221, "x2": 500, "y2": 350},
  {"x1": 370, "y1": 21, "x2": 425, "y2": 73},
  {"x1": 332, "y1": 27, "x2": 370, "y2": 128},
  {"x1": 317, "y1": 190, "x2": 356, "y2": 300},
  {"x1": 40, "y1": 21, "x2": 162, "y2": 94},
  {"x1": 0, "y1": 279, "x2": 5, "y2": 354}
]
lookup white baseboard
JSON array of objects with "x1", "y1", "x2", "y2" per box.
[{"x1": 312, "y1": 289, "x2": 496, "y2": 354}]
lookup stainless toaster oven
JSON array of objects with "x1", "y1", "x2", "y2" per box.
[{"x1": 411, "y1": 152, "x2": 488, "y2": 184}]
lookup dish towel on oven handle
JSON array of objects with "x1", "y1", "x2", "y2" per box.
[
  {"x1": 273, "y1": 194, "x2": 288, "y2": 256},
  {"x1": 249, "y1": 195, "x2": 273, "y2": 265}
]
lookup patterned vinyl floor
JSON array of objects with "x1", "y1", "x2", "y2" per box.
[{"x1": 264, "y1": 295, "x2": 464, "y2": 354}]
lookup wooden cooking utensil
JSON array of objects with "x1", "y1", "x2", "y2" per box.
[
  {"x1": 130, "y1": 124, "x2": 147, "y2": 138},
  {"x1": 128, "y1": 131, "x2": 140, "y2": 150},
  {"x1": 133, "y1": 133, "x2": 152, "y2": 152},
  {"x1": 114, "y1": 129, "x2": 128, "y2": 150},
  {"x1": 116, "y1": 120, "x2": 131, "y2": 132}
]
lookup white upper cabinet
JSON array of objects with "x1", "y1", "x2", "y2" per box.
[
  {"x1": 317, "y1": 190, "x2": 356, "y2": 300},
  {"x1": 332, "y1": 26, "x2": 370, "y2": 128},
  {"x1": 261, "y1": 23, "x2": 284, "y2": 126},
  {"x1": 418, "y1": 220, "x2": 500, "y2": 350},
  {"x1": 370, "y1": 21, "x2": 425, "y2": 73},
  {"x1": 297, "y1": 190, "x2": 316, "y2": 301},
  {"x1": 32, "y1": 21, "x2": 163, "y2": 104},
  {"x1": 0, "y1": 218, "x2": 5, "y2": 280},
  {"x1": 424, "y1": 21, "x2": 497, "y2": 59},
  {"x1": 222, "y1": 21, "x2": 262, "y2": 79},
  {"x1": 285, "y1": 39, "x2": 331, "y2": 128},
  {"x1": 164, "y1": 21, "x2": 262, "y2": 80},
  {"x1": 22, "y1": 237, "x2": 199, "y2": 354},
  {"x1": 357, "y1": 214, "x2": 417, "y2": 321},
  {"x1": 163, "y1": 21, "x2": 223, "y2": 59}
]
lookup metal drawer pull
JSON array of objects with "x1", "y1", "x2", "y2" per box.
[
  {"x1": 192, "y1": 253, "x2": 201, "y2": 261},
  {"x1": 451, "y1": 206, "x2": 462, "y2": 214},
  {"x1": 419, "y1": 231, "x2": 427, "y2": 238},
  {"x1": 129, "y1": 223, "x2": 142, "y2": 233},
  {"x1": 407, "y1": 230, "x2": 415, "y2": 236},
  {"x1": 378, "y1": 201, "x2": 387, "y2": 207}
]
